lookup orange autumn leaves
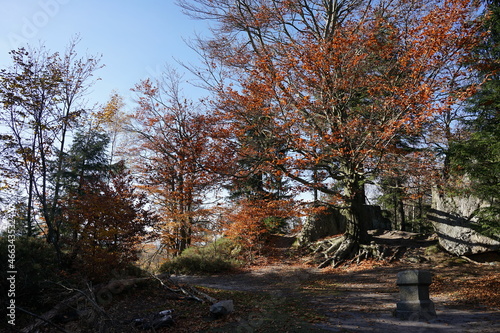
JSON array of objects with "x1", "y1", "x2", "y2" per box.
[
  {"x1": 130, "y1": 0, "x2": 485, "y2": 254},
  {"x1": 209, "y1": 0, "x2": 483, "y2": 202},
  {"x1": 62, "y1": 169, "x2": 155, "y2": 279},
  {"x1": 222, "y1": 198, "x2": 298, "y2": 255},
  {"x1": 129, "y1": 76, "x2": 233, "y2": 255}
]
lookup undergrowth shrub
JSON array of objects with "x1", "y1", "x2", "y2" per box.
[
  {"x1": 160, "y1": 238, "x2": 242, "y2": 275},
  {"x1": 0, "y1": 236, "x2": 61, "y2": 310},
  {"x1": 70, "y1": 247, "x2": 148, "y2": 283}
]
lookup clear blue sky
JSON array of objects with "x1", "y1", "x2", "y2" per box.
[{"x1": 0, "y1": 0, "x2": 210, "y2": 106}]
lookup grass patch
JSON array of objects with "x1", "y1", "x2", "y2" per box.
[
  {"x1": 160, "y1": 255, "x2": 239, "y2": 275},
  {"x1": 160, "y1": 238, "x2": 243, "y2": 275}
]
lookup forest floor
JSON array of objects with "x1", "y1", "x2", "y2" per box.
[
  {"x1": 18, "y1": 231, "x2": 500, "y2": 333},
  {"x1": 171, "y1": 232, "x2": 500, "y2": 332}
]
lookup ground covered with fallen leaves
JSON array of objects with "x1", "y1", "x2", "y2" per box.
[{"x1": 12, "y1": 232, "x2": 500, "y2": 332}]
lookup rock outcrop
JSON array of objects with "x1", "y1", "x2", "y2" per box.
[
  {"x1": 297, "y1": 204, "x2": 391, "y2": 246},
  {"x1": 428, "y1": 189, "x2": 499, "y2": 256}
]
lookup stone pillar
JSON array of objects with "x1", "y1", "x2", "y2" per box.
[{"x1": 394, "y1": 270, "x2": 436, "y2": 320}]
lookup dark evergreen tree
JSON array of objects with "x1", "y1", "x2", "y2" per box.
[
  {"x1": 60, "y1": 128, "x2": 111, "y2": 191},
  {"x1": 449, "y1": 0, "x2": 500, "y2": 237}
]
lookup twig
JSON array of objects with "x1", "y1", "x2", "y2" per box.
[
  {"x1": 150, "y1": 273, "x2": 182, "y2": 293},
  {"x1": 55, "y1": 282, "x2": 111, "y2": 320},
  {"x1": 151, "y1": 274, "x2": 206, "y2": 302},
  {"x1": 17, "y1": 306, "x2": 70, "y2": 333},
  {"x1": 189, "y1": 285, "x2": 218, "y2": 304}
]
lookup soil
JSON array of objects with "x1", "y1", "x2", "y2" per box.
[
  {"x1": 172, "y1": 232, "x2": 500, "y2": 332},
  {"x1": 16, "y1": 231, "x2": 500, "y2": 333}
]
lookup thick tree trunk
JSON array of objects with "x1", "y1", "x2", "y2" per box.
[
  {"x1": 343, "y1": 189, "x2": 368, "y2": 242},
  {"x1": 324, "y1": 175, "x2": 369, "y2": 266},
  {"x1": 178, "y1": 224, "x2": 192, "y2": 254},
  {"x1": 299, "y1": 172, "x2": 375, "y2": 267}
]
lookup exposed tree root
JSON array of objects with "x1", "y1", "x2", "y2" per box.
[
  {"x1": 459, "y1": 255, "x2": 491, "y2": 265},
  {"x1": 310, "y1": 237, "x2": 404, "y2": 268}
]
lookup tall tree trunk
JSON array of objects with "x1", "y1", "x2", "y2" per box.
[
  {"x1": 328, "y1": 174, "x2": 368, "y2": 266},
  {"x1": 398, "y1": 198, "x2": 406, "y2": 231},
  {"x1": 342, "y1": 178, "x2": 368, "y2": 242},
  {"x1": 26, "y1": 165, "x2": 35, "y2": 237},
  {"x1": 178, "y1": 227, "x2": 190, "y2": 254}
]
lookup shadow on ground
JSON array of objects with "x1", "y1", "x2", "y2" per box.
[{"x1": 173, "y1": 233, "x2": 500, "y2": 333}]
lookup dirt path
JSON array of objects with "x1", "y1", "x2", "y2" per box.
[
  {"x1": 173, "y1": 234, "x2": 500, "y2": 333},
  {"x1": 173, "y1": 263, "x2": 500, "y2": 332}
]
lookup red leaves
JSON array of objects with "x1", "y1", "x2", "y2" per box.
[
  {"x1": 203, "y1": 0, "x2": 483, "y2": 203},
  {"x1": 223, "y1": 198, "x2": 298, "y2": 256},
  {"x1": 62, "y1": 170, "x2": 155, "y2": 280}
]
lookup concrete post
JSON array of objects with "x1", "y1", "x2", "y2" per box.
[{"x1": 394, "y1": 270, "x2": 436, "y2": 320}]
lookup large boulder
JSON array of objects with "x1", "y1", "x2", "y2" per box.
[
  {"x1": 428, "y1": 189, "x2": 499, "y2": 256},
  {"x1": 297, "y1": 204, "x2": 391, "y2": 245},
  {"x1": 297, "y1": 206, "x2": 346, "y2": 246},
  {"x1": 361, "y1": 205, "x2": 392, "y2": 230}
]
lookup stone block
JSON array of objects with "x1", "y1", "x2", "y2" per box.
[{"x1": 394, "y1": 270, "x2": 436, "y2": 320}]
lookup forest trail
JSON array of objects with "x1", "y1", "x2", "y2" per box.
[
  {"x1": 173, "y1": 232, "x2": 500, "y2": 332},
  {"x1": 18, "y1": 232, "x2": 499, "y2": 333}
]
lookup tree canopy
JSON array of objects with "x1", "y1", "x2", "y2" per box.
[
  {"x1": 179, "y1": 0, "x2": 484, "y2": 263},
  {"x1": 0, "y1": 1, "x2": 496, "y2": 278}
]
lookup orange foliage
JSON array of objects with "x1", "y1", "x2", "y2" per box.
[
  {"x1": 129, "y1": 75, "x2": 232, "y2": 255},
  {"x1": 223, "y1": 199, "x2": 298, "y2": 256},
  {"x1": 178, "y1": 0, "x2": 486, "y2": 244},
  {"x1": 62, "y1": 169, "x2": 155, "y2": 280},
  {"x1": 197, "y1": 0, "x2": 483, "y2": 202}
]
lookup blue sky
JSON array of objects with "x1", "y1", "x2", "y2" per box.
[{"x1": 0, "y1": 0, "x2": 210, "y2": 107}]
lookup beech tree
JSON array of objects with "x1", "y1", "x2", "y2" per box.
[
  {"x1": 0, "y1": 40, "x2": 102, "y2": 259},
  {"x1": 129, "y1": 70, "x2": 226, "y2": 255},
  {"x1": 62, "y1": 168, "x2": 155, "y2": 279},
  {"x1": 180, "y1": 0, "x2": 484, "y2": 264}
]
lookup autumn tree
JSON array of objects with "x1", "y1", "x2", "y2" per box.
[
  {"x1": 94, "y1": 92, "x2": 128, "y2": 165},
  {"x1": 223, "y1": 198, "x2": 296, "y2": 259},
  {"x1": 0, "y1": 39, "x2": 102, "y2": 259},
  {"x1": 129, "y1": 69, "x2": 226, "y2": 255},
  {"x1": 223, "y1": 103, "x2": 295, "y2": 242},
  {"x1": 180, "y1": 0, "x2": 484, "y2": 264},
  {"x1": 62, "y1": 166, "x2": 155, "y2": 280},
  {"x1": 54, "y1": 120, "x2": 155, "y2": 278},
  {"x1": 0, "y1": 46, "x2": 60, "y2": 238}
]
